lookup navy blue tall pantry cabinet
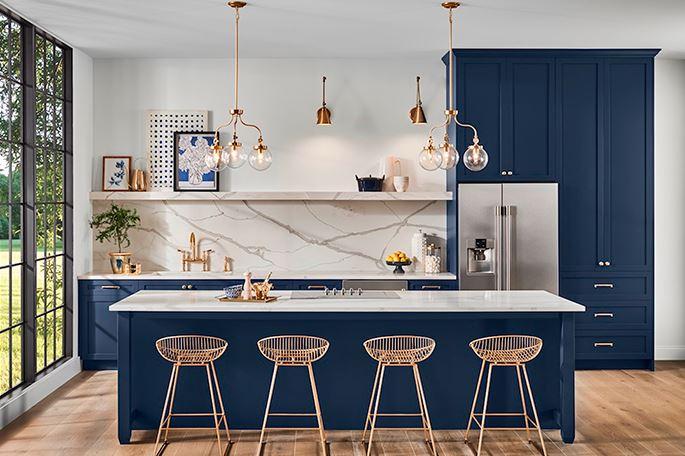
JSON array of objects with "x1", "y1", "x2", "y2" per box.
[{"x1": 447, "y1": 50, "x2": 657, "y2": 369}]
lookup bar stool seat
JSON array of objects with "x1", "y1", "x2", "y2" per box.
[
  {"x1": 362, "y1": 335, "x2": 438, "y2": 456},
  {"x1": 465, "y1": 335, "x2": 546, "y2": 456},
  {"x1": 256, "y1": 335, "x2": 330, "y2": 456},
  {"x1": 153, "y1": 335, "x2": 231, "y2": 456}
]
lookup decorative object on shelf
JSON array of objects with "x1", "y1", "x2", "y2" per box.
[
  {"x1": 419, "y1": 2, "x2": 488, "y2": 172},
  {"x1": 208, "y1": 1, "x2": 271, "y2": 172},
  {"x1": 252, "y1": 272, "x2": 273, "y2": 300},
  {"x1": 222, "y1": 285, "x2": 243, "y2": 299},
  {"x1": 89, "y1": 203, "x2": 141, "y2": 273},
  {"x1": 177, "y1": 232, "x2": 214, "y2": 271},
  {"x1": 130, "y1": 158, "x2": 148, "y2": 192},
  {"x1": 412, "y1": 230, "x2": 428, "y2": 272},
  {"x1": 102, "y1": 156, "x2": 132, "y2": 191},
  {"x1": 316, "y1": 75, "x2": 332, "y2": 125},
  {"x1": 241, "y1": 271, "x2": 253, "y2": 300},
  {"x1": 379, "y1": 156, "x2": 397, "y2": 191},
  {"x1": 409, "y1": 76, "x2": 427, "y2": 124},
  {"x1": 223, "y1": 256, "x2": 232, "y2": 273},
  {"x1": 356, "y1": 175, "x2": 385, "y2": 192},
  {"x1": 386, "y1": 250, "x2": 412, "y2": 274},
  {"x1": 146, "y1": 110, "x2": 208, "y2": 190},
  {"x1": 173, "y1": 132, "x2": 220, "y2": 191},
  {"x1": 392, "y1": 159, "x2": 409, "y2": 192},
  {"x1": 424, "y1": 243, "x2": 441, "y2": 274}
]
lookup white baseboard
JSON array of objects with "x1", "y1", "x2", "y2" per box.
[
  {"x1": 0, "y1": 357, "x2": 82, "y2": 430},
  {"x1": 656, "y1": 346, "x2": 685, "y2": 361}
]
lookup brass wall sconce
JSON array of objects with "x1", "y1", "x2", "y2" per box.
[
  {"x1": 316, "y1": 76, "x2": 332, "y2": 125},
  {"x1": 409, "y1": 76, "x2": 427, "y2": 124}
]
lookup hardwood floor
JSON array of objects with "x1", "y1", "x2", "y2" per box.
[{"x1": 1, "y1": 362, "x2": 685, "y2": 455}]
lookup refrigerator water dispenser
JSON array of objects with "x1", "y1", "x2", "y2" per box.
[{"x1": 466, "y1": 238, "x2": 495, "y2": 276}]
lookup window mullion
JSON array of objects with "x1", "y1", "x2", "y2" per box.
[{"x1": 21, "y1": 22, "x2": 37, "y2": 385}]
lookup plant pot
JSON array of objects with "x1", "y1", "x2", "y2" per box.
[{"x1": 109, "y1": 252, "x2": 132, "y2": 274}]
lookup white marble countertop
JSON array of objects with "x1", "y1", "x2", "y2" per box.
[
  {"x1": 79, "y1": 270, "x2": 457, "y2": 281},
  {"x1": 109, "y1": 290, "x2": 585, "y2": 313}
]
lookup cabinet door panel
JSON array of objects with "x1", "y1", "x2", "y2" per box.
[
  {"x1": 456, "y1": 58, "x2": 504, "y2": 181},
  {"x1": 507, "y1": 59, "x2": 555, "y2": 180},
  {"x1": 558, "y1": 60, "x2": 603, "y2": 271},
  {"x1": 605, "y1": 60, "x2": 652, "y2": 271}
]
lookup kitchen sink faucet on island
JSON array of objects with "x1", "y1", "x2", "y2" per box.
[{"x1": 109, "y1": 289, "x2": 583, "y2": 451}]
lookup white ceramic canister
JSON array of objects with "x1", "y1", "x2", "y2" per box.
[{"x1": 411, "y1": 230, "x2": 427, "y2": 272}]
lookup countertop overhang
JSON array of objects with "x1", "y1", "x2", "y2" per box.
[
  {"x1": 108, "y1": 290, "x2": 585, "y2": 313},
  {"x1": 79, "y1": 271, "x2": 457, "y2": 281}
]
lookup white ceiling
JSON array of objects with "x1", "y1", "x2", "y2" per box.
[{"x1": 3, "y1": 0, "x2": 684, "y2": 59}]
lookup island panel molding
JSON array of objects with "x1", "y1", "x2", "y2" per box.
[
  {"x1": 89, "y1": 191, "x2": 453, "y2": 201},
  {"x1": 91, "y1": 199, "x2": 446, "y2": 273}
]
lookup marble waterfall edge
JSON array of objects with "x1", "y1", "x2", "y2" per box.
[{"x1": 91, "y1": 200, "x2": 446, "y2": 273}]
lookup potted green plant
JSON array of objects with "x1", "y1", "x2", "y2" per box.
[{"x1": 90, "y1": 204, "x2": 141, "y2": 273}]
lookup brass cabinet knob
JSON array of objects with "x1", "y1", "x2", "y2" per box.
[
  {"x1": 181, "y1": 284, "x2": 187, "y2": 290},
  {"x1": 501, "y1": 171, "x2": 507, "y2": 175},
  {"x1": 507, "y1": 171, "x2": 513, "y2": 175},
  {"x1": 605, "y1": 261, "x2": 611, "y2": 266},
  {"x1": 598, "y1": 261, "x2": 605, "y2": 266},
  {"x1": 187, "y1": 284, "x2": 194, "y2": 290}
]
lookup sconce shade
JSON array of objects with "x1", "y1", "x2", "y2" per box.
[
  {"x1": 410, "y1": 105, "x2": 427, "y2": 124},
  {"x1": 316, "y1": 106, "x2": 332, "y2": 125}
]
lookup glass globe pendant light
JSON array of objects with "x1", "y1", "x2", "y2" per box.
[
  {"x1": 208, "y1": 1, "x2": 271, "y2": 172},
  {"x1": 420, "y1": 2, "x2": 488, "y2": 173}
]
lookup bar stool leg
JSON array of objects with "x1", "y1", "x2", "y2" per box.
[
  {"x1": 412, "y1": 363, "x2": 430, "y2": 443},
  {"x1": 464, "y1": 359, "x2": 486, "y2": 443},
  {"x1": 154, "y1": 364, "x2": 178, "y2": 455},
  {"x1": 210, "y1": 361, "x2": 232, "y2": 445},
  {"x1": 515, "y1": 364, "x2": 532, "y2": 443},
  {"x1": 476, "y1": 363, "x2": 494, "y2": 456},
  {"x1": 162, "y1": 364, "x2": 181, "y2": 445},
  {"x1": 365, "y1": 364, "x2": 386, "y2": 456},
  {"x1": 413, "y1": 364, "x2": 437, "y2": 456},
  {"x1": 522, "y1": 365, "x2": 548, "y2": 456},
  {"x1": 205, "y1": 364, "x2": 224, "y2": 456},
  {"x1": 307, "y1": 363, "x2": 328, "y2": 453},
  {"x1": 257, "y1": 363, "x2": 279, "y2": 454},
  {"x1": 361, "y1": 362, "x2": 382, "y2": 444}
]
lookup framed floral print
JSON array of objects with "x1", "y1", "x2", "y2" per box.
[
  {"x1": 102, "y1": 156, "x2": 132, "y2": 191},
  {"x1": 173, "y1": 131, "x2": 220, "y2": 191}
]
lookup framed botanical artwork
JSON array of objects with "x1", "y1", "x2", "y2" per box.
[
  {"x1": 102, "y1": 156, "x2": 132, "y2": 191},
  {"x1": 173, "y1": 131, "x2": 220, "y2": 191}
]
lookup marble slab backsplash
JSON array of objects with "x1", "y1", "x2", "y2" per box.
[{"x1": 91, "y1": 200, "x2": 446, "y2": 273}]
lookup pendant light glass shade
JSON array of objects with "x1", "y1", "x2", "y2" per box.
[
  {"x1": 438, "y1": 136, "x2": 459, "y2": 170},
  {"x1": 206, "y1": 139, "x2": 231, "y2": 172},
  {"x1": 248, "y1": 141, "x2": 272, "y2": 171},
  {"x1": 316, "y1": 76, "x2": 332, "y2": 125},
  {"x1": 418, "y1": 140, "x2": 444, "y2": 171},
  {"x1": 463, "y1": 143, "x2": 489, "y2": 171},
  {"x1": 227, "y1": 138, "x2": 247, "y2": 169}
]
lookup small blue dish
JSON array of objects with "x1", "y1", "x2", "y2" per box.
[{"x1": 222, "y1": 285, "x2": 243, "y2": 299}]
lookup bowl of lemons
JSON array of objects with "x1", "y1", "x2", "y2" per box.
[{"x1": 385, "y1": 251, "x2": 412, "y2": 274}]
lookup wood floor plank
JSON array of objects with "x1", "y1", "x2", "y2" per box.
[{"x1": 3, "y1": 363, "x2": 685, "y2": 455}]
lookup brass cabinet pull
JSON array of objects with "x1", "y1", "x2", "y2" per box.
[
  {"x1": 594, "y1": 312, "x2": 615, "y2": 318},
  {"x1": 421, "y1": 285, "x2": 441, "y2": 290},
  {"x1": 100, "y1": 285, "x2": 121, "y2": 289},
  {"x1": 594, "y1": 342, "x2": 614, "y2": 348},
  {"x1": 593, "y1": 283, "x2": 614, "y2": 289},
  {"x1": 307, "y1": 285, "x2": 327, "y2": 290}
]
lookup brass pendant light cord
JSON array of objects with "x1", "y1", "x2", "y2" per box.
[
  {"x1": 234, "y1": 6, "x2": 239, "y2": 112},
  {"x1": 448, "y1": 7, "x2": 453, "y2": 112},
  {"x1": 322, "y1": 76, "x2": 327, "y2": 107},
  {"x1": 416, "y1": 76, "x2": 422, "y2": 106}
]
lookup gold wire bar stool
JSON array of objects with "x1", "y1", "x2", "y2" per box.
[
  {"x1": 362, "y1": 335, "x2": 438, "y2": 456},
  {"x1": 465, "y1": 335, "x2": 546, "y2": 456},
  {"x1": 256, "y1": 335, "x2": 330, "y2": 456},
  {"x1": 153, "y1": 335, "x2": 231, "y2": 456}
]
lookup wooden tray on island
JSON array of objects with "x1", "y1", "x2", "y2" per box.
[{"x1": 218, "y1": 296, "x2": 278, "y2": 303}]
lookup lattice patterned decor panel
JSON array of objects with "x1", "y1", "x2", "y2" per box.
[{"x1": 146, "y1": 110, "x2": 208, "y2": 190}]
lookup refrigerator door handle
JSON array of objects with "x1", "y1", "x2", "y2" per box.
[
  {"x1": 505, "y1": 205, "x2": 513, "y2": 291},
  {"x1": 494, "y1": 205, "x2": 503, "y2": 291}
]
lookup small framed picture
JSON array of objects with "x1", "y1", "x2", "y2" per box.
[
  {"x1": 173, "y1": 131, "x2": 220, "y2": 191},
  {"x1": 102, "y1": 156, "x2": 132, "y2": 191}
]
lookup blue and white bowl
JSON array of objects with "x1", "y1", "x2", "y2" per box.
[{"x1": 222, "y1": 285, "x2": 243, "y2": 299}]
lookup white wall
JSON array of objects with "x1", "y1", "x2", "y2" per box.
[
  {"x1": 93, "y1": 58, "x2": 447, "y2": 192},
  {"x1": 654, "y1": 58, "x2": 685, "y2": 360}
]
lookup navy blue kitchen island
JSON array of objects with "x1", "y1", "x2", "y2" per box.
[{"x1": 110, "y1": 290, "x2": 583, "y2": 445}]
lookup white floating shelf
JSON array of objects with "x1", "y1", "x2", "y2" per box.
[{"x1": 89, "y1": 191, "x2": 453, "y2": 202}]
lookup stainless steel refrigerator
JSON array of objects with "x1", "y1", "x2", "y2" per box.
[{"x1": 458, "y1": 183, "x2": 558, "y2": 294}]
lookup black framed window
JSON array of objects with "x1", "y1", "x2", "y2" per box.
[{"x1": 0, "y1": 6, "x2": 72, "y2": 398}]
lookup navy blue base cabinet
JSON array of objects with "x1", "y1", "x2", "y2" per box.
[
  {"x1": 78, "y1": 278, "x2": 458, "y2": 370},
  {"x1": 446, "y1": 49, "x2": 657, "y2": 370}
]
